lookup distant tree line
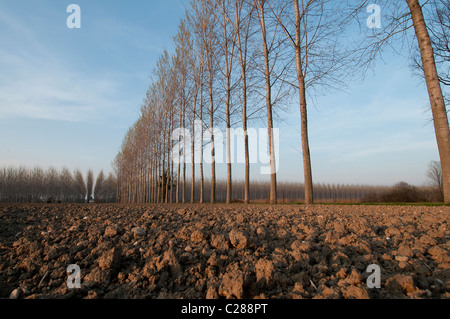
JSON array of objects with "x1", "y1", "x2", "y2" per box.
[
  {"x1": 161, "y1": 180, "x2": 391, "y2": 203},
  {"x1": 0, "y1": 166, "x2": 117, "y2": 203},
  {"x1": 121, "y1": 178, "x2": 443, "y2": 204},
  {"x1": 175, "y1": 179, "x2": 443, "y2": 203}
]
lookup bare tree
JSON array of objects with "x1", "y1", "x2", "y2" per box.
[
  {"x1": 188, "y1": 1, "x2": 208, "y2": 204},
  {"x1": 426, "y1": 160, "x2": 443, "y2": 200},
  {"x1": 222, "y1": 0, "x2": 257, "y2": 204},
  {"x1": 293, "y1": 0, "x2": 314, "y2": 205},
  {"x1": 94, "y1": 170, "x2": 105, "y2": 202},
  {"x1": 199, "y1": 59, "x2": 206, "y2": 204},
  {"x1": 86, "y1": 170, "x2": 94, "y2": 203},
  {"x1": 44, "y1": 167, "x2": 59, "y2": 202},
  {"x1": 190, "y1": 0, "x2": 222, "y2": 203},
  {"x1": 253, "y1": 0, "x2": 279, "y2": 204},
  {"x1": 406, "y1": 0, "x2": 450, "y2": 203},
  {"x1": 74, "y1": 169, "x2": 87, "y2": 203},
  {"x1": 173, "y1": 21, "x2": 193, "y2": 204},
  {"x1": 104, "y1": 172, "x2": 118, "y2": 203},
  {"x1": 191, "y1": 66, "x2": 200, "y2": 204},
  {"x1": 266, "y1": 0, "x2": 356, "y2": 204},
  {"x1": 215, "y1": 0, "x2": 240, "y2": 204},
  {"x1": 236, "y1": 0, "x2": 255, "y2": 204},
  {"x1": 186, "y1": 29, "x2": 205, "y2": 203},
  {"x1": 60, "y1": 167, "x2": 75, "y2": 202},
  {"x1": 31, "y1": 166, "x2": 44, "y2": 202},
  {"x1": 358, "y1": 0, "x2": 450, "y2": 203}
]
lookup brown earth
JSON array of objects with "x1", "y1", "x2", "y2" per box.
[{"x1": 0, "y1": 203, "x2": 448, "y2": 299}]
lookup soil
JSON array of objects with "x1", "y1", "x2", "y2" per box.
[{"x1": 0, "y1": 203, "x2": 448, "y2": 299}]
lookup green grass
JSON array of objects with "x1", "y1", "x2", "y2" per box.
[{"x1": 288, "y1": 201, "x2": 450, "y2": 207}]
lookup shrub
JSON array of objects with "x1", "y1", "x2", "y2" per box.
[{"x1": 381, "y1": 182, "x2": 420, "y2": 203}]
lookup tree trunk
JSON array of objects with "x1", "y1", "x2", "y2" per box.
[
  {"x1": 257, "y1": 0, "x2": 277, "y2": 204},
  {"x1": 210, "y1": 105, "x2": 216, "y2": 204},
  {"x1": 200, "y1": 80, "x2": 204, "y2": 204},
  {"x1": 152, "y1": 151, "x2": 156, "y2": 203},
  {"x1": 221, "y1": 0, "x2": 233, "y2": 205},
  {"x1": 176, "y1": 115, "x2": 181, "y2": 203},
  {"x1": 225, "y1": 83, "x2": 232, "y2": 204},
  {"x1": 156, "y1": 146, "x2": 160, "y2": 204},
  {"x1": 182, "y1": 104, "x2": 186, "y2": 204},
  {"x1": 243, "y1": 83, "x2": 250, "y2": 205},
  {"x1": 170, "y1": 131, "x2": 174, "y2": 203},
  {"x1": 407, "y1": 0, "x2": 450, "y2": 203},
  {"x1": 294, "y1": 0, "x2": 314, "y2": 205},
  {"x1": 147, "y1": 154, "x2": 151, "y2": 203},
  {"x1": 162, "y1": 129, "x2": 167, "y2": 203},
  {"x1": 191, "y1": 94, "x2": 197, "y2": 204},
  {"x1": 209, "y1": 68, "x2": 216, "y2": 204},
  {"x1": 235, "y1": 0, "x2": 250, "y2": 204},
  {"x1": 165, "y1": 115, "x2": 172, "y2": 203}
]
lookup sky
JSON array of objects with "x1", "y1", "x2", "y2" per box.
[{"x1": 0, "y1": 0, "x2": 444, "y2": 186}]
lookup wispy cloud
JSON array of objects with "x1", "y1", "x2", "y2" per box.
[
  {"x1": 0, "y1": 6, "x2": 123, "y2": 122},
  {"x1": 325, "y1": 135, "x2": 435, "y2": 164}
]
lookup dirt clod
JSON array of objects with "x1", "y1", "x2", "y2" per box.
[
  {"x1": 229, "y1": 229, "x2": 247, "y2": 250},
  {"x1": 219, "y1": 270, "x2": 244, "y2": 299}
]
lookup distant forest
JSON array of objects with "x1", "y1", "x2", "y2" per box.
[
  {"x1": 116, "y1": 178, "x2": 443, "y2": 204},
  {"x1": 0, "y1": 166, "x2": 116, "y2": 203}
]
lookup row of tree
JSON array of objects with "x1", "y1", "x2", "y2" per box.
[
  {"x1": 0, "y1": 165, "x2": 442, "y2": 204},
  {"x1": 114, "y1": 0, "x2": 450, "y2": 204},
  {"x1": 114, "y1": 160, "x2": 443, "y2": 203},
  {"x1": 0, "y1": 166, "x2": 117, "y2": 203}
]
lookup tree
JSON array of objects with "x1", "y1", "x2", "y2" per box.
[
  {"x1": 406, "y1": 0, "x2": 450, "y2": 204},
  {"x1": 103, "y1": 172, "x2": 118, "y2": 203},
  {"x1": 74, "y1": 170, "x2": 87, "y2": 203},
  {"x1": 189, "y1": 0, "x2": 223, "y2": 203},
  {"x1": 207, "y1": 2, "x2": 220, "y2": 204},
  {"x1": 188, "y1": 1, "x2": 209, "y2": 204},
  {"x1": 426, "y1": 160, "x2": 443, "y2": 200},
  {"x1": 266, "y1": 0, "x2": 360, "y2": 205},
  {"x1": 359, "y1": 0, "x2": 450, "y2": 204},
  {"x1": 292, "y1": 0, "x2": 315, "y2": 205},
  {"x1": 60, "y1": 167, "x2": 75, "y2": 202},
  {"x1": 233, "y1": 0, "x2": 254, "y2": 204},
  {"x1": 216, "y1": 0, "x2": 239, "y2": 204},
  {"x1": 94, "y1": 170, "x2": 105, "y2": 202},
  {"x1": 254, "y1": 0, "x2": 278, "y2": 204},
  {"x1": 173, "y1": 21, "x2": 194, "y2": 204},
  {"x1": 31, "y1": 166, "x2": 44, "y2": 202},
  {"x1": 186, "y1": 29, "x2": 204, "y2": 203},
  {"x1": 86, "y1": 170, "x2": 94, "y2": 203}
]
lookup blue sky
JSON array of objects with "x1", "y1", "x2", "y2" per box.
[
  {"x1": 0, "y1": 0, "x2": 443, "y2": 186},
  {"x1": 0, "y1": 0, "x2": 186, "y2": 175}
]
